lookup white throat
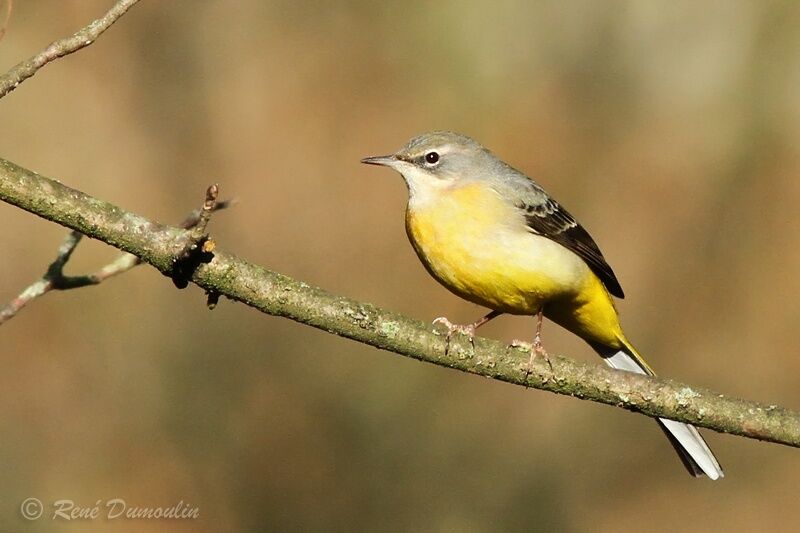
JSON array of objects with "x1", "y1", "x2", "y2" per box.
[{"x1": 396, "y1": 163, "x2": 453, "y2": 209}]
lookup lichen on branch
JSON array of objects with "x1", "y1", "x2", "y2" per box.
[{"x1": 1, "y1": 156, "x2": 799, "y2": 449}]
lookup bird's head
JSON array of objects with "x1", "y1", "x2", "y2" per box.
[{"x1": 361, "y1": 131, "x2": 499, "y2": 201}]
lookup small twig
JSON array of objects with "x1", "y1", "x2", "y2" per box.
[
  {"x1": 172, "y1": 185, "x2": 221, "y2": 288},
  {"x1": 1, "y1": 231, "x2": 74, "y2": 323},
  {"x1": 0, "y1": 191, "x2": 232, "y2": 325},
  {"x1": 179, "y1": 196, "x2": 233, "y2": 231},
  {"x1": 191, "y1": 184, "x2": 219, "y2": 240},
  {"x1": 0, "y1": 0, "x2": 140, "y2": 99},
  {"x1": 0, "y1": 0, "x2": 13, "y2": 42}
]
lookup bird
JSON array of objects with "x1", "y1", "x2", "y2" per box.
[{"x1": 361, "y1": 131, "x2": 724, "y2": 480}]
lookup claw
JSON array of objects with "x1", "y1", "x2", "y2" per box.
[
  {"x1": 511, "y1": 309, "x2": 554, "y2": 383},
  {"x1": 433, "y1": 317, "x2": 478, "y2": 356},
  {"x1": 531, "y1": 338, "x2": 553, "y2": 372},
  {"x1": 531, "y1": 322, "x2": 552, "y2": 371},
  {"x1": 432, "y1": 310, "x2": 503, "y2": 357},
  {"x1": 509, "y1": 339, "x2": 552, "y2": 384}
]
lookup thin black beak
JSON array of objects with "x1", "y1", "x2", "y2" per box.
[{"x1": 360, "y1": 154, "x2": 397, "y2": 166}]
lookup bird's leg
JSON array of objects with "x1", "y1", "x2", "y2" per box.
[
  {"x1": 531, "y1": 308, "x2": 552, "y2": 370},
  {"x1": 433, "y1": 310, "x2": 502, "y2": 356},
  {"x1": 510, "y1": 309, "x2": 553, "y2": 381}
]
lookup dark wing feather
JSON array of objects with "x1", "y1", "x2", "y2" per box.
[{"x1": 518, "y1": 198, "x2": 625, "y2": 298}]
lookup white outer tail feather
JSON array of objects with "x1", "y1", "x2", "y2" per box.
[{"x1": 603, "y1": 350, "x2": 724, "y2": 480}]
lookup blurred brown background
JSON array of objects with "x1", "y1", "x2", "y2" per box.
[{"x1": 2, "y1": 1, "x2": 800, "y2": 531}]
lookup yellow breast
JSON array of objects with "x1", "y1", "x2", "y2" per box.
[{"x1": 405, "y1": 181, "x2": 590, "y2": 314}]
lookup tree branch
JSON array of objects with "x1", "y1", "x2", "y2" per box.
[
  {"x1": 1, "y1": 157, "x2": 799, "y2": 448},
  {"x1": 0, "y1": 195, "x2": 233, "y2": 325},
  {"x1": 0, "y1": 0, "x2": 140, "y2": 99}
]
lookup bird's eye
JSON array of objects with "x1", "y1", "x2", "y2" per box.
[{"x1": 424, "y1": 151, "x2": 440, "y2": 165}]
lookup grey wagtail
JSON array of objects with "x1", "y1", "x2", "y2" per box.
[{"x1": 361, "y1": 131, "x2": 723, "y2": 480}]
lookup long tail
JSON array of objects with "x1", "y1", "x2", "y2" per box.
[{"x1": 590, "y1": 338, "x2": 724, "y2": 480}]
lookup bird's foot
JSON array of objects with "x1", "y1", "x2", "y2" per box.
[
  {"x1": 510, "y1": 337, "x2": 553, "y2": 384},
  {"x1": 432, "y1": 317, "x2": 478, "y2": 356}
]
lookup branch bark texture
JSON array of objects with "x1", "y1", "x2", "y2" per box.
[
  {"x1": 0, "y1": 0, "x2": 140, "y2": 98},
  {"x1": 0, "y1": 197, "x2": 233, "y2": 324},
  {"x1": 1, "y1": 157, "x2": 799, "y2": 448}
]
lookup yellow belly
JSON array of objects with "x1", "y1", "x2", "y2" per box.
[{"x1": 405, "y1": 181, "x2": 624, "y2": 348}]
